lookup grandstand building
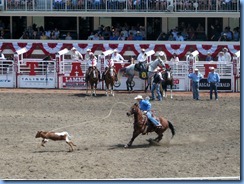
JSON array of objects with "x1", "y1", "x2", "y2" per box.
[{"x1": 0, "y1": 0, "x2": 240, "y2": 40}]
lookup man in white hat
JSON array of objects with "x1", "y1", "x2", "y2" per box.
[
  {"x1": 151, "y1": 67, "x2": 164, "y2": 101},
  {"x1": 85, "y1": 48, "x2": 93, "y2": 62},
  {"x1": 70, "y1": 47, "x2": 83, "y2": 61},
  {"x1": 134, "y1": 95, "x2": 162, "y2": 128},
  {"x1": 85, "y1": 53, "x2": 101, "y2": 82},
  {"x1": 188, "y1": 68, "x2": 203, "y2": 100},
  {"x1": 207, "y1": 67, "x2": 220, "y2": 100},
  {"x1": 111, "y1": 49, "x2": 124, "y2": 63},
  {"x1": 135, "y1": 48, "x2": 147, "y2": 71},
  {"x1": 223, "y1": 47, "x2": 231, "y2": 62}
]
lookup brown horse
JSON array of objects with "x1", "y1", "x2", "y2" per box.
[
  {"x1": 35, "y1": 131, "x2": 76, "y2": 152},
  {"x1": 125, "y1": 103, "x2": 175, "y2": 148},
  {"x1": 86, "y1": 67, "x2": 100, "y2": 96},
  {"x1": 104, "y1": 67, "x2": 117, "y2": 96}
]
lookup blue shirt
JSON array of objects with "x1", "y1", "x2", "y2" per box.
[
  {"x1": 188, "y1": 72, "x2": 203, "y2": 82},
  {"x1": 139, "y1": 99, "x2": 151, "y2": 111},
  {"x1": 207, "y1": 72, "x2": 220, "y2": 83}
]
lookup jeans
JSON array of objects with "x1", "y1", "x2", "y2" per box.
[
  {"x1": 192, "y1": 81, "x2": 199, "y2": 100},
  {"x1": 146, "y1": 111, "x2": 160, "y2": 126},
  {"x1": 151, "y1": 83, "x2": 162, "y2": 101},
  {"x1": 210, "y1": 82, "x2": 218, "y2": 100}
]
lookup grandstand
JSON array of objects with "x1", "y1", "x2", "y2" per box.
[{"x1": 0, "y1": 0, "x2": 240, "y2": 40}]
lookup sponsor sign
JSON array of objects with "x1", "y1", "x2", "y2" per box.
[
  {"x1": 199, "y1": 79, "x2": 232, "y2": 90},
  {"x1": 63, "y1": 76, "x2": 86, "y2": 88}
]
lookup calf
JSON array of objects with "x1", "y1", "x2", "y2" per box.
[{"x1": 35, "y1": 131, "x2": 76, "y2": 152}]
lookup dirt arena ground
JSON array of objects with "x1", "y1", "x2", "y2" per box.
[{"x1": 0, "y1": 89, "x2": 240, "y2": 180}]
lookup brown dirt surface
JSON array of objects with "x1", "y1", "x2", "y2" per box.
[{"x1": 0, "y1": 89, "x2": 240, "y2": 180}]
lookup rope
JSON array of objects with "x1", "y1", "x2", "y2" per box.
[{"x1": 51, "y1": 101, "x2": 131, "y2": 131}]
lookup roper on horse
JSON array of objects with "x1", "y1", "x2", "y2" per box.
[{"x1": 125, "y1": 95, "x2": 175, "y2": 148}]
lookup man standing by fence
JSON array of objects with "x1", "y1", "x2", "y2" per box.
[
  {"x1": 207, "y1": 67, "x2": 220, "y2": 100},
  {"x1": 188, "y1": 68, "x2": 203, "y2": 100}
]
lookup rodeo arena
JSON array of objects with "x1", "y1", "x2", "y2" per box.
[{"x1": 0, "y1": 0, "x2": 241, "y2": 181}]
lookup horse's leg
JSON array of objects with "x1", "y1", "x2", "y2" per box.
[
  {"x1": 124, "y1": 130, "x2": 140, "y2": 148},
  {"x1": 170, "y1": 86, "x2": 173, "y2": 99},
  {"x1": 94, "y1": 83, "x2": 97, "y2": 96}
]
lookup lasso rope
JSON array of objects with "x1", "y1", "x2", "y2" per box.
[{"x1": 51, "y1": 101, "x2": 131, "y2": 131}]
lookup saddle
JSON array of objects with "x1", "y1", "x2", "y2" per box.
[{"x1": 135, "y1": 63, "x2": 148, "y2": 80}]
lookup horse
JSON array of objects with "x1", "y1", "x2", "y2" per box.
[
  {"x1": 125, "y1": 103, "x2": 175, "y2": 148},
  {"x1": 161, "y1": 68, "x2": 174, "y2": 99},
  {"x1": 118, "y1": 55, "x2": 166, "y2": 92},
  {"x1": 86, "y1": 67, "x2": 100, "y2": 96},
  {"x1": 104, "y1": 66, "x2": 116, "y2": 96},
  {"x1": 35, "y1": 131, "x2": 76, "y2": 152}
]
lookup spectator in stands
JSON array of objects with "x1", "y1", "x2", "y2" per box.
[
  {"x1": 111, "y1": 49, "x2": 124, "y2": 62},
  {"x1": 85, "y1": 48, "x2": 92, "y2": 62},
  {"x1": 175, "y1": 32, "x2": 184, "y2": 41},
  {"x1": 233, "y1": 27, "x2": 240, "y2": 41},
  {"x1": 0, "y1": 50, "x2": 6, "y2": 60},
  {"x1": 70, "y1": 47, "x2": 83, "y2": 60},
  {"x1": 205, "y1": 52, "x2": 213, "y2": 61},
  {"x1": 223, "y1": 47, "x2": 232, "y2": 62},
  {"x1": 40, "y1": 32, "x2": 48, "y2": 40},
  {"x1": 65, "y1": 32, "x2": 72, "y2": 40},
  {"x1": 127, "y1": 32, "x2": 134, "y2": 40},
  {"x1": 170, "y1": 53, "x2": 180, "y2": 62},
  {"x1": 92, "y1": 32, "x2": 100, "y2": 40},
  {"x1": 168, "y1": 33, "x2": 175, "y2": 41},
  {"x1": 210, "y1": 19, "x2": 222, "y2": 41},
  {"x1": 54, "y1": 28, "x2": 60, "y2": 39},
  {"x1": 157, "y1": 32, "x2": 168, "y2": 41},
  {"x1": 188, "y1": 68, "x2": 203, "y2": 100},
  {"x1": 207, "y1": 67, "x2": 220, "y2": 100},
  {"x1": 133, "y1": 31, "x2": 144, "y2": 40},
  {"x1": 109, "y1": 31, "x2": 119, "y2": 40},
  {"x1": 118, "y1": 32, "x2": 126, "y2": 40}
]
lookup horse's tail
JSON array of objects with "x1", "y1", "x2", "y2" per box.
[{"x1": 168, "y1": 121, "x2": 175, "y2": 139}]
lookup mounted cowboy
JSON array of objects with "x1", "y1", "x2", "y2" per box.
[
  {"x1": 135, "y1": 48, "x2": 147, "y2": 72},
  {"x1": 85, "y1": 53, "x2": 101, "y2": 82},
  {"x1": 102, "y1": 53, "x2": 118, "y2": 81},
  {"x1": 134, "y1": 95, "x2": 162, "y2": 128}
]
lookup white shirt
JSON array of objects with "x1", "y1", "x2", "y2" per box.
[
  {"x1": 218, "y1": 55, "x2": 226, "y2": 62},
  {"x1": 104, "y1": 59, "x2": 114, "y2": 67},
  {"x1": 71, "y1": 51, "x2": 83, "y2": 60},
  {"x1": 88, "y1": 58, "x2": 97, "y2": 67},
  {"x1": 223, "y1": 52, "x2": 231, "y2": 62},
  {"x1": 170, "y1": 56, "x2": 179, "y2": 62},
  {"x1": 111, "y1": 53, "x2": 124, "y2": 62},
  {"x1": 137, "y1": 52, "x2": 147, "y2": 63}
]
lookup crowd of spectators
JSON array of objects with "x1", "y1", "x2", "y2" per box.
[{"x1": 4, "y1": 20, "x2": 239, "y2": 42}]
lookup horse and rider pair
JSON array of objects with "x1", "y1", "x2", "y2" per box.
[{"x1": 85, "y1": 53, "x2": 118, "y2": 83}]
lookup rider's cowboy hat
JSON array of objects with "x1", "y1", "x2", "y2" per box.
[
  {"x1": 71, "y1": 47, "x2": 76, "y2": 51},
  {"x1": 86, "y1": 48, "x2": 91, "y2": 52},
  {"x1": 209, "y1": 67, "x2": 215, "y2": 70},
  {"x1": 134, "y1": 95, "x2": 143, "y2": 100},
  {"x1": 141, "y1": 48, "x2": 145, "y2": 52},
  {"x1": 194, "y1": 68, "x2": 199, "y2": 71},
  {"x1": 113, "y1": 49, "x2": 118, "y2": 53},
  {"x1": 158, "y1": 51, "x2": 165, "y2": 56}
]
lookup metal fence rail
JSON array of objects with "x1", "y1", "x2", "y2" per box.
[{"x1": 3, "y1": 0, "x2": 240, "y2": 12}]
